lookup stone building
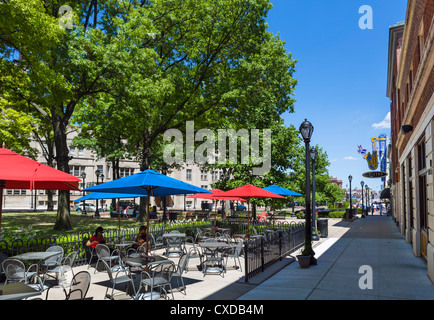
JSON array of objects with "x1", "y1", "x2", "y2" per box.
[
  {"x1": 2, "y1": 131, "x2": 218, "y2": 212},
  {"x1": 386, "y1": 0, "x2": 434, "y2": 282}
]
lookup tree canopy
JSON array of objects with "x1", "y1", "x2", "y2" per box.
[{"x1": 0, "y1": 0, "x2": 344, "y2": 229}]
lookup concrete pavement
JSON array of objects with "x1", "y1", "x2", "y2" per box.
[{"x1": 236, "y1": 214, "x2": 434, "y2": 300}]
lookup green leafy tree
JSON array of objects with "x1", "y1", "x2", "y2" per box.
[{"x1": 0, "y1": 0, "x2": 112, "y2": 229}]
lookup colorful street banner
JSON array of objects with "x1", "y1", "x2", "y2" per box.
[{"x1": 358, "y1": 136, "x2": 387, "y2": 172}]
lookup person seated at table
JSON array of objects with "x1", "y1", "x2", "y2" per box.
[
  {"x1": 133, "y1": 226, "x2": 150, "y2": 252},
  {"x1": 86, "y1": 226, "x2": 106, "y2": 248}
]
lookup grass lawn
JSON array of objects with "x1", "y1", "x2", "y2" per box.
[{"x1": 0, "y1": 211, "x2": 146, "y2": 238}]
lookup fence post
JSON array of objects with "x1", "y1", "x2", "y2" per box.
[
  {"x1": 244, "y1": 240, "x2": 249, "y2": 282},
  {"x1": 261, "y1": 236, "x2": 264, "y2": 272},
  {"x1": 279, "y1": 231, "x2": 282, "y2": 261}
]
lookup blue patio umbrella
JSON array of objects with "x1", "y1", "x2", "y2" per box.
[
  {"x1": 83, "y1": 169, "x2": 210, "y2": 196},
  {"x1": 263, "y1": 185, "x2": 303, "y2": 197},
  {"x1": 263, "y1": 185, "x2": 302, "y2": 226},
  {"x1": 83, "y1": 169, "x2": 211, "y2": 252}
]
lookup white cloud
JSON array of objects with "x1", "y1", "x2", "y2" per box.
[
  {"x1": 372, "y1": 112, "x2": 391, "y2": 129},
  {"x1": 344, "y1": 156, "x2": 357, "y2": 160}
]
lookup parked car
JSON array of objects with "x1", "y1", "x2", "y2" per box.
[
  {"x1": 235, "y1": 203, "x2": 246, "y2": 211},
  {"x1": 72, "y1": 203, "x2": 97, "y2": 213}
]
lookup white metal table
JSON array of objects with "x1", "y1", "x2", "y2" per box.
[
  {"x1": 198, "y1": 242, "x2": 231, "y2": 277},
  {"x1": 163, "y1": 233, "x2": 186, "y2": 257},
  {"x1": 0, "y1": 282, "x2": 41, "y2": 300}
]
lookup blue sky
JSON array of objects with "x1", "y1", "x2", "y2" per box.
[{"x1": 265, "y1": 0, "x2": 407, "y2": 192}]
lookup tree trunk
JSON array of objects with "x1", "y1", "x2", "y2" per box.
[
  {"x1": 138, "y1": 131, "x2": 152, "y2": 222},
  {"x1": 52, "y1": 117, "x2": 72, "y2": 230},
  {"x1": 111, "y1": 159, "x2": 119, "y2": 210},
  {"x1": 46, "y1": 141, "x2": 55, "y2": 211}
]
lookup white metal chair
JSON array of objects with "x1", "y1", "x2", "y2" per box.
[
  {"x1": 224, "y1": 241, "x2": 243, "y2": 271},
  {"x1": 172, "y1": 253, "x2": 189, "y2": 295},
  {"x1": 150, "y1": 233, "x2": 164, "y2": 253},
  {"x1": 2, "y1": 258, "x2": 39, "y2": 285},
  {"x1": 45, "y1": 251, "x2": 78, "y2": 283},
  {"x1": 185, "y1": 246, "x2": 203, "y2": 272},
  {"x1": 94, "y1": 244, "x2": 119, "y2": 273},
  {"x1": 87, "y1": 246, "x2": 98, "y2": 270},
  {"x1": 101, "y1": 260, "x2": 136, "y2": 300},
  {"x1": 44, "y1": 270, "x2": 92, "y2": 300},
  {"x1": 39, "y1": 246, "x2": 64, "y2": 277},
  {"x1": 138, "y1": 260, "x2": 175, "y2": 300}
]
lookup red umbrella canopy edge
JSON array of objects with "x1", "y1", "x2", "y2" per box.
[
  {"x1": 0, "y1": 148, "x2": 81, "y2": 191},
  {"x1": 223, "y1": 184, "x2": 285, "y2": 199}
]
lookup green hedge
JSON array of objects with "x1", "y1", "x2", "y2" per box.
[
  {"x1": 296, "y1": 211, "x2": 346, "y2": 219},
  {"x1": 328, "y1": 211, "x2": 346, "y2": 218}
]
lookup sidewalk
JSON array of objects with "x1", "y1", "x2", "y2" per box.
[{"x1": 234, "y1": 214, "x2": 434, "y2": 300}]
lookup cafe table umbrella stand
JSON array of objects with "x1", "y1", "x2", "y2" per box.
[
  {"x1": 83, "y1": 169, "x2": 211, "y2": 254},
  {"x1": 224, "y1": 185, "x2": 285, "y2": 235}
]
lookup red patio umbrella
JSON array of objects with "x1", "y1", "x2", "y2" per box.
[
  {"x1": 223, "y1": 184, "x2": 285, "y2": 233},
  {"x1": 0, "y1": 148, "x2": 81, "y2": 229}
]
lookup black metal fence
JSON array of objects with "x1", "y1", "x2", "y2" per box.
[
  {"x1": 0, "y1": 220, "x2": 213, "y2": 267},
  {"x1": 0, "y1": 218, "x2": 305, "y2": 283},
  {"x1": 242, "y1": 221, "x2": 305, "y2": 282}
]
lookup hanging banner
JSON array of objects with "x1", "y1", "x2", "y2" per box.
[
  {"x1": 378, "y1": 134, "x2": 387, "y2": 182},
  {"x1": 359, "y1": 136, "x2": 388, "y2": 178}
]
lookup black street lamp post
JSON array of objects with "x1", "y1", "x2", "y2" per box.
[
  {"x1": 365, "y1": 186, "x2": 369, "y2": 214},
  {"x1": 348, "y1": 175, "x2": 352, "y2": 217},
  {"x1": 162, "y1": 165, "x2": 168, "y2": 222},
  {"x1": 95, "y1": 169, "x2": 101, "y2": 217},
  {"x1": 361, "y1": 180, "x2": 365, "y2": 218},
  {"x1": 290, "y1": 172, "x2": 296, "y2": 218},
  {"x1": 299, "y1": 119, "x2": 317, "y2": 265},
  {"x1": 310, "y1": 147, "x2": 319, "y2": 241},
  {"x1": 81, "y1": 171, "x2": 87, "y2": 215}
]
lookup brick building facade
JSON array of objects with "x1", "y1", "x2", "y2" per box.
[{"x1": 387, "y1": 0, "x2": 434, "y2": 282}]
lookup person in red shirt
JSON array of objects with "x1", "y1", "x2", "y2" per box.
[{"x1": 86, "y1": 226, "x2": 106, "y2": 248}]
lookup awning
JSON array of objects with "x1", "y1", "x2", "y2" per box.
[{"x1": 380, "y1": 188, "x2": 390, "y2": 199}]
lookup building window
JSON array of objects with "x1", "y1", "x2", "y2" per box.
[
  {"x1": 69, "y1": 147, "x2": 75, "y2": 157},
  {"x1": 70, "y1": 166, "x2": 85, "y2": 177},
  {"x1": 201, "y1": 170, "x2": 207, "y2": 181},
  {"x1": 120, "y1": 168, "x2": 134, "y2": 177},
  {"x1": 186, "y1": 169, "x2": 192, "y2": 180},
  {"x1": 201, "y1": 185, "x2": 208, "y2": 190},
  {"x1": 6, "y1": 189, "x2": 12, "y2": 195},
  {"x1": 212, "y1": 171, "x2": 219, "y2": 182},
  {"x1": 417, "y1": 138, "x2": 426, "y2": 171},
  {"x1": 78, "y1": 148, "x2": 84, "y2": 157}
]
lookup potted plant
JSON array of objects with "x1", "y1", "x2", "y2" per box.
[
  {"x1": 296, "y1": 247, "x2": 312, "y2": 268},
  {"x1": 296, "y1": 232, "x2": 317, "y2": 268}
]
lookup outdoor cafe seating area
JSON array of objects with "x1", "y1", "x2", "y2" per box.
[
  {"x1": 0, "y1": 149, "x2": 304, "y2": 300},
  {"x1": 0, "y1": 226, "x2": 250, "y2": 300}
]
